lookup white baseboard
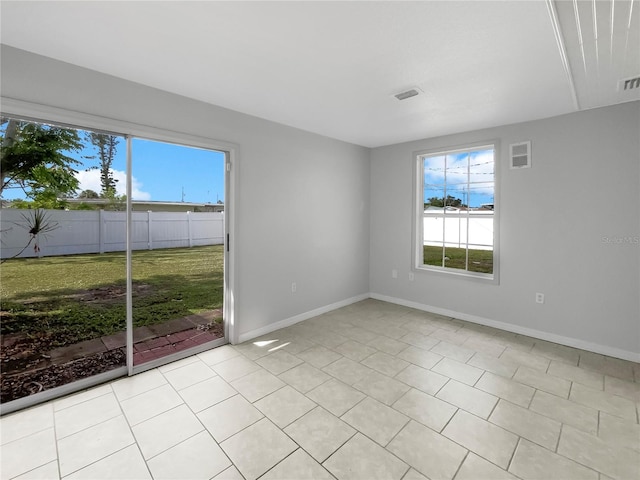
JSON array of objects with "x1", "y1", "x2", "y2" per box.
[
  {"x1": 370, "y1": 293, "x2": 640, "y2": 363},
  {"x1": 236, "y1": 293, "x2": 370, "y2": 344}
]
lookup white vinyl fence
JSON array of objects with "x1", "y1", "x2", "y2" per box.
[
  {"x1": 423, "y1": 211, "x2": 494, "y2": 250},
  {"x1": 0, "y1": 209, "x2": 224, "y2": 259}
]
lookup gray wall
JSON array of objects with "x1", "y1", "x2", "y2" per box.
[
  {"x1": 0, "y1": 45, "x2": 371, "y2": 340},
  {"x1": 370, "y1": 102, "x2": 640, "y2": 358},
  {"x1": 2, "y1": 45, "x2": 638, "y2": 359}
]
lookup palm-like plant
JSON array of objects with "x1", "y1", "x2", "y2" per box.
[{"x1": 1, "y1": 209, "x2": 58, "y2": 263}]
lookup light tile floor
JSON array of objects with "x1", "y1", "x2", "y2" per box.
[{"x1": 2, "y1": 299, "x2": 639, "y2": 480}]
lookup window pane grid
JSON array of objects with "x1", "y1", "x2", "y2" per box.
[{"x1": 420, "y1": 145, "x2": 495, "y2": 276}]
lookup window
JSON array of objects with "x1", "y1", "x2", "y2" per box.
[{"x1": 415, "y1": 143, "x2": 497, "y2": 280}]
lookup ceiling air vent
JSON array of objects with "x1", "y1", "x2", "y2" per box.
[
  {"x1": 510, "y1": 141, "x2": 531, "y2": 169},
  {"x1": 394, "y1": 88, "x2": 420, "y2": 101},
  {"x1": 619, "y1": 76, "x2": 640, "y2": 92}
]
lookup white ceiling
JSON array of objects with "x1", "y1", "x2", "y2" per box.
[{"x1": 1, "y1": 1, "x2": 638, "y2": 148}]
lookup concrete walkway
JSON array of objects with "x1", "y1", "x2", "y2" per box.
[{"x1": 47, "y1": 310, "x2": 223, "y2": 366}]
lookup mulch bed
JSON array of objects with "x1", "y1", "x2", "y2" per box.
[
  {"x1": 1, "y1": 318, "x2": 224, "y2": 404},
  {"x1": 1, "y1": 349, "x2": 126, "y2": 404}
]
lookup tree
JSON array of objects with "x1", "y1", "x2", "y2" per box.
[
  {"x1": 102, "y1": 191, "x2": 126, "y2": 211},
  {"x1": 1, "y1": 118, "x2": 83, "y2": 202},
  {"x1": 78, "y1": 189, "x2": 100, "y2": 199},
  {"x1": 425, "y1": 195, "x2": 464, "y2": 208},
  {"x1": 85, "y1": 132, "x2": 119, "y2": 197}
]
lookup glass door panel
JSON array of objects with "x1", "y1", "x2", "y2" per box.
[
  {"x1": 130, "y1": 138, "x2": 225, "y2": 369},
  {"x1": 1, "y1": 118, "x2": 127, "y2": 406}
]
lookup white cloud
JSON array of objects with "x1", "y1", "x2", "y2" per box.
[{"x1": 75, "y1": 169, "x2": 151, "y2": 201}]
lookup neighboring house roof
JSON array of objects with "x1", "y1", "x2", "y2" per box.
[
  {"x1": 68, "y1": 199, "x2": 224, "y2": 211},
  {"x1": 1, "y1": 198, "x2": 224, "y2": 212}
]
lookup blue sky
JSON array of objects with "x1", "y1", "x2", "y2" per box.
[
  {"x1": 129, "y1": 138, "x2": 225, "y2": 204},
  {"x1": 423, "y1": 149, "x2": 494, "y2": 208},
  {"x1": 4, "y1": 127, "x2": 226, "y2": 203}
]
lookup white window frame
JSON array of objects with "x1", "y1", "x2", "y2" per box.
[{"x1": 412, "y1": 140, "x2": 500, "y2": 283}]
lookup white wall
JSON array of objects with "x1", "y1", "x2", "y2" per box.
[
  {"x1": 370, "y1": 102, "x2": 640, "y2": 359},
  {"x1": 0, "y1": 45, "x2": 371, "y2": 340}
]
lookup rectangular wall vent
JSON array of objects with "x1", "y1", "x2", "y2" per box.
[
  {"x1": 619, "y1": 76, "x2": 640, "y2": 91},
  {"x1": 394, "y1": 89, "x2": 420, "y2": 100},
  {"x1": 510, "y1": 141, "x2": 531, "y2": 169}
]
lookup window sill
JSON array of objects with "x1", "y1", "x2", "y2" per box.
[{"x1": 415, "y1": 265, "x2": 499, "y2": 284}]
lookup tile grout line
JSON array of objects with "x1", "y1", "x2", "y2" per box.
[
  {"x1": 125, "y1": 376, "x2": 202, "y2": 479},
  {"x1": 185, "y1": 387, "x2": 250, "y2": 479},
  {"x1": 382, "y1": 416, "x2": 411, "y2": 449},
  {"x1": 553, "y1": 422, "x2": 610, "y2": 480},
  {"x1": 450, "y1": 450, "x2": 470, "y2": 480},
  {"x1": 53, "y1": 385, "x2": 140, "y2": 478},
  {"x1": 554, "y1": 421, "x2": 564, "y2": 454},
  {"x1": 253, "y1": 447, "x2": 304, "y2": 480},
  {"x1": 486, "y1": 395, "x2": 501, "y2": 419},
  {"x1": 525, "y1": 387, "x2": 536, "y2": 409},
  {"x1": 53, "y1": 388, "x2": 113, "y2": 413},
  {"x1": 437, "y1": 406, "x2": 460, "y2": 434},
  {"x1": 326, "y1": 429, "x2": 412, "y2": 479},
  {"x1": 110, "y1": 383, "x2": 150, "y2": 478},
  {"x1": 433, "y1": 377, "x2": 451, "y2": 397},
  {"x1": 61, "y1": 442, "x2": 139, "y2": 479},
  {"x1": 54, "y1": 410, "x2": 123, "y2": 442},
  {"x1": 505, "y1": 436, "x2": 522, "y2": 474},
  {"x1": 52, "y1": 403, "x2": 62, "y2": 480},
  {"x1": 215, "y1": 405, "x2": 265, "y2": 443}
]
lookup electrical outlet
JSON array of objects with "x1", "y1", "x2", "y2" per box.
[
  {"x1": 392, "y1": 269, "x2": 398, "y2": 279},
  {"x1": 535, "y1": 292, "x2": 544, "y2": 304},
  {"x1": 408, "y1": 272, "x2": 414, "y2": 281},
  {"x1": 291, "y1": 282, "x2": 297, "y2": 293}
]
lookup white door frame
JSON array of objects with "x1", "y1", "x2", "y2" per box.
[{"x1": 0, "y1": 98, "x2": 239, "y2": 411}]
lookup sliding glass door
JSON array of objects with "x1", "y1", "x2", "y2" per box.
[{"x1": 0, "y1": 115, "x2": 228, "y2": 411}]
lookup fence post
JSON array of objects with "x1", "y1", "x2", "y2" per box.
[
  {"x1": 147, "y1": 210, "x2": 153, "y2": 250},
  {"x1": 187, "y1": 211, "x2": 193, "y2": 247},
  {"x1": 99, "y1": 209, "x2": 105, "y2": 254}
]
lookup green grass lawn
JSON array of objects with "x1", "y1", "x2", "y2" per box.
[
  {"x1": 0, "y1": 246, "x2": 224, "y2": 346},
  {"x1": 424, "y1": 245, "x2": 493, "y2": 274}
]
